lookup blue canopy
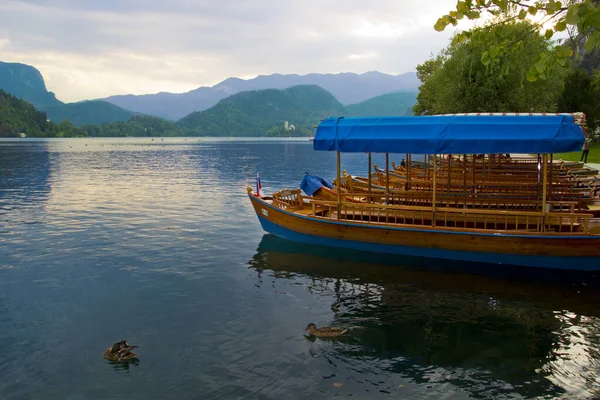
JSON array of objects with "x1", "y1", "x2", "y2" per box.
[{"x1": 313, "y1": 115, "x2": 585, "y2": 154}]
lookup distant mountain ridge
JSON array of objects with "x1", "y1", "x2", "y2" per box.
[
  {"x1": 178, "y1": 85, "x2": 344, "y2": 136},
  {"x1": 104, "y1": 71, "x2": 420, "y2": 120},
  {"x1": 178, "y1": 85, "x2": 416, "y2": 136},
  {"x1": 0, "y1": 61, "x2": 419, "y2": 133},
  {"x1": 41, "y1": 101, "x2": 135, "y2": 126},
  {"x1": 0, "y1": 82, "x2": 417, "y2": 137},
  {"x1": 346, "y1": 92, "x2": 417, "y2": 117}
]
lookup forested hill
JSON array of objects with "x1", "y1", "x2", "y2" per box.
[
  {"x1": 177, "y1": 85, "x2": 416, "y2": 136},
  {"x1": 85, "y1": 115, "x2": 183, "y2": 137},
  {"x1": 0, "y1": 84, "x2": 417, "y2": 138},
  {"x1": 1, "y1": 61, "x2": 418, "y2": 136},
  {"x1": 0, "y1": 89, "x2": 58, "y2": 137},
  {"x1": 346, "y1": 92, "x2": 417, "y2": 117},
  {"x1": 41, "y1": 100, "x2": 135, "y2": 126},
  {"x1": 104, "y1": 71, "x2": 419, "y2": 120},
  {"x1": 178, "y1": 85, "x2": 346, "y2": 136}
]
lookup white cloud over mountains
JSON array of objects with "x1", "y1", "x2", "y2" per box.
[{"x1": 0, "y1": 0, "x2": 468, "y2": 102}]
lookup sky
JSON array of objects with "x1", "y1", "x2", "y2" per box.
[{"x1": 0, "y1": 0, "x2": 470, "y2": 102}]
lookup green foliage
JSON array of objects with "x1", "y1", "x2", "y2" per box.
[
  {"x1": 0, "y1": 89, "x2": 50, "y2": 137},
  {"x1": 413, "y1": 22, "x2": 564, "y2": 115},
  {"x1": 0, "y1": 89, "x2": 86, "y2": 137},
  {"x1": 178, "y1": 85, "x2": 417, "y2": 136},
  {"x1": 436, "y1": 0, "x2": 600, "y2": 77},
  {"x1": 557, "y1": 68, "x2": 600, "y2": 130},
  {"x1": 0, "y1": 82, "x2": 418, "y2": 138},
  {"x1": 41, "y1": 100, "x2": 135, "y2": 126},
  {"x1": 576, "y1": 47, "x2": 600, "y2": 73},
  {"x1": 83, "y1": 115, "x2": 183, "y2": 137},
  {"x1": 0, "y1": 90, "x2": 176, "y2": 138},
  {"x1": 178, "y1": 85, "x2": 345, "y2": 136},
  {"x1": 345, "y1": 92, "x2": 417, "y2": 116}
]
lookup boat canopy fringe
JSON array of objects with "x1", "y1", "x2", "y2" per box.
[
  {"x1": 313, "y1": 115, "x2": 585, "y2": 154},
  {"x1": 300, "y1": 173, "x2": 333, "y2": 197}
]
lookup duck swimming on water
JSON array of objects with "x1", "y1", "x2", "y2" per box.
[
  {"x1": 103, "y1": 340, "x2": 139, "y2": 361},
  {"x1": 305, "y1": 323, "x2": 346, "y2": 338}
]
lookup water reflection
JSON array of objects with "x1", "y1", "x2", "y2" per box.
[
  {"x1": 107, "y1": 359, "x2": 141, "y2": 372},
  {"x1": 0, "y1": 142, "x2": 52, "y2": 228},
  {"x1": 2, "y1": 138, "x2": 598, "y2": 399},
  {"x1": 249, "y1": 235, "x2": 600, "y2": 399}
]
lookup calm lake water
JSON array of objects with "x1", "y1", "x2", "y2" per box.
[{"x1": 1, "y1": 137, "x2": 599, "y2": 400}]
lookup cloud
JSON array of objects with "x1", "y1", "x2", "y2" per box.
[{"x1": 0, "y1": 0, "x2": 469, "y2": 102}]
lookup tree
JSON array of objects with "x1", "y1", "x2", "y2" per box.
[
  {"x1": 413, "y1": 55, "x2": 445, "y2": 115},
  {"x1": 0, "y1": 123, "x2": 16, "y2": 137},
  {"x1": 435, "y1": 0, "x2": 600, "y2": 80},
  {"x1": 57, "y1": 119, "x2": 75, "y2": 137},
  {"x1": 413, "y1": 22, "x2": 565, "y2": 115},
  {"x1": 557, "y1": 68, "x2": 600, "y2": 128}
]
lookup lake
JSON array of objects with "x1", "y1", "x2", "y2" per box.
[{"x1": 1, "y1": 137, "x2": 599, "y2": 400}]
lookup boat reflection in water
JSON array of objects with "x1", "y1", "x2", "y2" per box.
[{"x1": 248, "y1": 234, "x2": 600, "y2": 399}]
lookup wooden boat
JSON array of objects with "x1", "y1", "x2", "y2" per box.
[
  {"x1": 338, "y1": 171, "x2": 388, "y2": 192},
  {"x1": 248, "y1": 114, "x2": 600, "y2": 270}
]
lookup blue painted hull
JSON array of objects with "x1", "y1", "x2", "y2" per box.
[{"x1": 256, "y1": 215, "x2": 599, "y2": 271}]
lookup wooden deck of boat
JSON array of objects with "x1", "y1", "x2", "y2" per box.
[{"x1": 262, "y1": 152, "x2": 600, "y2": 239}]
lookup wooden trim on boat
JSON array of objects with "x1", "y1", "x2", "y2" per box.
[{"x1": 249, "y1": 195, "x2": 600, "y2": 265}]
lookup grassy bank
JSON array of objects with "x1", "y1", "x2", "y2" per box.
[{"x1": 553, "y1": 142, "x2": 600, "y2": 163}]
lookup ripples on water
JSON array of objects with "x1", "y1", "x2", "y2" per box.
[{"x1": 0, "y1": 138, "x2": 599, "y2": 399}]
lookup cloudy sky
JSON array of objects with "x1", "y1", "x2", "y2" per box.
[{"x1": 0, "y1": 0, "x2": 470, "y2": 102}]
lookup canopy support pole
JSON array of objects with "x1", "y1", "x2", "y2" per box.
[
  {"x1": 385, "y1": 153, "x2": 390, "y2": 204},
  {"x1": 463, "y1": 154, "x2": 467, "y2": 207},
  {"x1": 368, "y1": 152, "x2": 372, "y2": 201},
  {"x1": 472, "y1": 154, "x2": 476, "y2": 197},
  {"x1": 337, "y1": 151, "x2": 341, "y2": 220},
  {"x1": 541, "y1": 154, "x2": 548, "y2": 232},
  {"x1": 407, "y1": 154, "x2": 412, "y2": 190},
  {"x1": 447, "y1": 155, "x2": 451, "y2": 196},
  {"x1": 432, "y1": 154, "x2": 437, "y2": 227},
  {"x1": 549, "y1": 153, "x2": 553, "y2": 201},
  {"x1": 536, "y1": 154, "x2": 541, "y2": 211}
]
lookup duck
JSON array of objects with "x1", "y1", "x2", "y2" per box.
[
  {"x1": 305, "y1": 323, "x2": 346, "y2": 338},
  {"x1": 103, "y1": 340, "x2": 139, "y2": 361}
]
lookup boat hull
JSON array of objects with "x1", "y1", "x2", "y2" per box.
[{"x1": 249, "y1": 195, "x2": 600, "y2": 271}]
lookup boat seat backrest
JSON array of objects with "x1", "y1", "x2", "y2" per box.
[
  {"x1": 272, "y1": 189, "x2": 304, "y2": 210},
  {"x1": 340, "y1": 175, "x2": 354, "y2": 191}
]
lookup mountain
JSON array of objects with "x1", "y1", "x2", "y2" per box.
[
  {"x1": 104, "y1": 71, "x2": 419, "y2": 120},
  {"x1": 0, "y1": 89, "x2": 53, "y2": 137},
  {"x1": 212, "y1": 72, "x2": 420, "y2": 104},
  {"x1": 41, "y1": 100, "x2": 135, "y2": 126},
  {"x1": 0, "y1": 61, "x2": 62, "y2": 108},
  {"x1": 0, "y1": 87, "x2": 177, "y2": 138},
  {"x1": 0, "y1": 89, "x2": 87, "y2": 137},
  {"x1": 1, "y1": 81, "x2": 417, "y2": 138},
  {"x1": 178, "y1": 85, "x2": 345, "y2": 136},
  {"x1": 0, "y1": 61, "x2": 135, "y2": 126},
  {"x1": 345, "y1": 92, "x2": 418, "y2": 117},
  {"x1": 0, "y1": 60, "x2": 418, "y2": 136}
]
